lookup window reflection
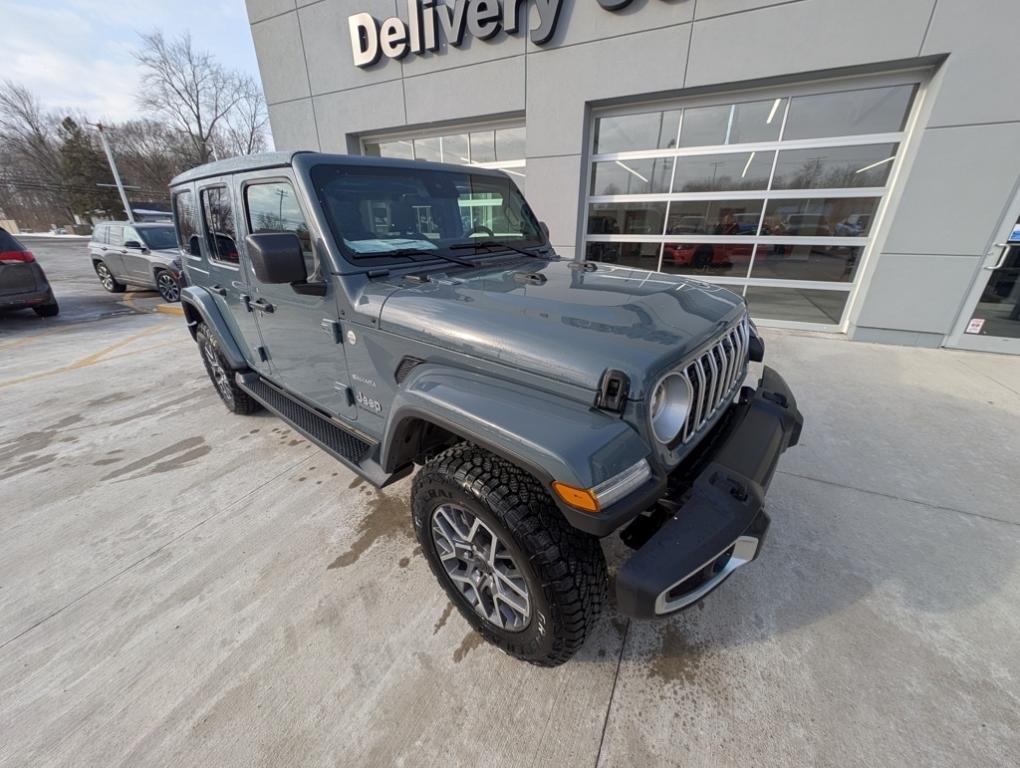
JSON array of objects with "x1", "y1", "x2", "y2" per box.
[
  {"x1": 784, "y1": 85, "x2": 916, "y2": 140},
  {"x1": 762, "y1": 198, "x2": 879, "y2": 237},
  {"x1": 679, "y1": 98, "x2": 786, "y2": 147},
  {"x1": 745, "y1": 287, "x2": 848, "y2": 324},
  {"x1": 585, "y1": 242, "x2": 661, "y2": 270},
  {"x1": 594, "y1": 110, "x2": 682, "y2": 154},
  {"x1": 751, "y1": 244, "x2": 862, "y2": 282},
  {"x1": 588, "y1": 202, "x2": 667, "y2": 236},
  {"x1": 590, "y1": 158, "x2": 674, "y2": 195},
  {"x1": 661, "y1": 242, "x2": 753, "y2": 278},
  {"x1": 672, "y1": 151, "x2": 774, "y2": 192},
  {"x1": 364, "y1": 128, "x2": 524, "y2": 165},
  {"x1": 666, "y1": 200, "x2": 763, "y2": 236},
  {"x1": 772, "y1": 144, "x2": 898, "y2": 189}
]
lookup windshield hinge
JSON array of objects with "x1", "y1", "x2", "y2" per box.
[{"x1": 595, "y1": 369, "x2": 630, "y2": 413}]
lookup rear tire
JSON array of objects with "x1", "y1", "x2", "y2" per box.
[
  {"x1": 412, "y1": 443, "x2": 607, "y2": 666},
  {"x1": 93, "y1": 261, "x2": 125, "y2": 293},
  {"x1": 33, "y1": 302, "x2": 59, "y2": 317},
  {"x1": 195, "y1": 324, "x2": 261, "y2": 415}
]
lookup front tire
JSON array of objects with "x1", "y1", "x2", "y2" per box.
[
  {"x1": 93, "y1": 260, "x2": 125, "y2": 293},
  {"x1": 195, "y1": 324, "x2": 261, "y2": 415},
  {"x1": 413, "y1": 443, "x2": 607, "y2": 666},
  {"x1": 155, "y1": 270, "x2": 180, "y2": 302}
]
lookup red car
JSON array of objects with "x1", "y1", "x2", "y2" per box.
[{"x1": 663, "y1": 242, "x2": 754, "y2": 271}]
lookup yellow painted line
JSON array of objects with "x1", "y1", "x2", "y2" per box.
[
  {"x1": 0, "y1": 325, "x2": 66, "y2": 352},
  {"x1": 0, "y1": 322, "x2": 174, "y2": 390},
  {"x1": 155, "y1": 303, "x2": 185, "y2": 317}
]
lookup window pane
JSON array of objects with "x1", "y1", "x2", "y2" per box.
[
  {"x1": 200, "y1": 187, "x2": 238, "y2": 264},
  {"x1": 745, "y1": 287, "x2": 848, "y2": 324},
  {"x1": 679, "y1": 98, "x2": 786, "y2": 148},
  {"x1": 107, "y1": 225, "x2": 123, "y2": 246},
  {"x1": 246, "y1": 181, "x2": 316, "y2": 277},
  {"x1": 661, "y1": 242, "x2": 753, "y2": 278},
  {"x1": 594, "y1": 110, "x2": 681, "y2": 153},
  {"x1": 590, "y1": 158, "x2": 674, "y2": 195},
  {"x1": 666, "y1": 200, "x2": 763, "y2": 237},
  {"x1": 672, "y1": 151, "x2": 774, "y2": 192},
  {"x1": 442, "y1": 134, "x2": 471, "y2": 164},
  {"x1": 470, "y1": 131, "x2": 496, "y2": 163},
  {"x1": 762, "y1": 197, "x2": 879, "y2": 237},
  {"x1": 585, "y1": 241, "x2": 660, "y2": 270},
  {"x1": 173, "y1": 191, "x2": 199, "y2": 256},
  {"x1": 784, "y1": 85, "x2": 916, "y2": 140},
  {"x1": 772, "y1": 144, "x2": 898, "y2": 189},
  {"x1": 587, "y1": 202, "x2": 667, "y2": 236},
  {"x1": 751, "y1": 243, "x2": 862, "y2": 282},
  {"x1": 414, "y1": 137, "x2": 442, "y2": 163},
  {"x1": 365, "y1": 139, "x2": 414, "y2": 160},
  {"x1": 495, "y1": 127, "x2": 526, "y2": 161}
]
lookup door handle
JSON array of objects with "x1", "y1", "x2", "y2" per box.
[
  {"x1": 209, "y1": 284, "x2": 227, "y2": 296},
  {"x1": 986, "y1": 244, "x2": 1012, "y2": 270},
  {"x1": 250, "y1": 298, "x2": 275, "y2": 313}
]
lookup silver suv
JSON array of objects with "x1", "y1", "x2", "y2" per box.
[{"x1": 88, "y1": 222, "x2": 182, "y2": 302}]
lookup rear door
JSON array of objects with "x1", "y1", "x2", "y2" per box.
[
  {"x1": 195, "y1": 181, "x2": 266, "y2": 366},
  {"x1": 103, "y1": 225, "x2": 127, "y2": 277},
  {"x1": 88, "y1": 223, "x2": 108, "y2": 266},
  {"x1": 239, "y1": 175, "x2": 357, "y2": 421}
]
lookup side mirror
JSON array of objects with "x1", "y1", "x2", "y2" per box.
[
  {"x1": 539, "y1": 221, "x2": 550, "y2": 241},
  {"x1": 124, "y1": 239, "x2": 143, "y2": 250},
  {"x1": 245, "y1": 232, "x2": 307, "y2": 284}
]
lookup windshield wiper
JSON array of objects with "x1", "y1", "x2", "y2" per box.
[
  {"x1": 373, "y1": 247, "x2": 477, "y2": 267},
  {"x1": 449, "y1": 240, "x2": 551, "y2": 259}
]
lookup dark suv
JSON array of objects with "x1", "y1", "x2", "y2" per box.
[
  {"x1": 171, "y1": 152, "x2": 802, "y2": 666},
  {"x1": 0, "y1": 228, "x2": 59, "y2": 317}
]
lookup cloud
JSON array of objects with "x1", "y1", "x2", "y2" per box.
[{"x1": 1, "y1": 0, "x2": 260, "y2": 122}]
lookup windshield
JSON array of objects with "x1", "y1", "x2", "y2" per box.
[
  {"x1": 311, "y1": 164, "x2": 543, "y2": 262},
  {"x1": 139, "y1": 226, "x2": 179, "y2": 250}
]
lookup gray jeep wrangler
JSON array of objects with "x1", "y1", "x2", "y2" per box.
[{"x1": 170, "y1": 151, "x2": 802, "y2": 666}]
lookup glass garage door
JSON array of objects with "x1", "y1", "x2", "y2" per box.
[
  {"x1": 583, "y1": 78, "x2": 920, "y2": 328},
  {"x1": 363, "y1": 124, "x2": 527, "y2": 190}
]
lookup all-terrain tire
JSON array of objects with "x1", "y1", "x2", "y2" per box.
[
  {"x1": 195, "y1": 324, "x2": 261, "y2": 415},
  {"x1": 412, "y1": 443, "x2": 608, "y2": 666}
]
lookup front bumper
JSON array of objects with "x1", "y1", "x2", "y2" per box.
[{"x1": 615, "y1": 366, "x2": 802, "y2": 618}]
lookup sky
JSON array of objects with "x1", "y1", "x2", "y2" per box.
[{"x1": 2, "y1": 0, "x2": 263, "y2": 123}]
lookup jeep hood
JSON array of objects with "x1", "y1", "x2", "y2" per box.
[{"x1": 378, "y1": 260, "x2": 745, "y2": 398}]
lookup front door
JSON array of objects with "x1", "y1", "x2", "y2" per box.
[
  {"x1": 947, "y1": 202, "x2": 1020, "y2": 354},
  {"x1": 121, "y1": 226, "x2": 153, "y2": 283},
  {"x1": 239, "y1": 177, "x2": 357, "y2": 421}
]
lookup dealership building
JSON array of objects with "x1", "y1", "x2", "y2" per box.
[{"x1": 245, "y1": 0, "x2": 1020, "y2": 354}]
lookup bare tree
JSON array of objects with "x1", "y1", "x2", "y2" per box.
[
  {"x1": 134, "y1": 31, "x2": 243, "y2": 165},
  {"x1": 218, "y1": 75, "x2": 269, "y2": 157}
]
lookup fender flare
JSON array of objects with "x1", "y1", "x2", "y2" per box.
[
  {"x1": 381, "y1": 364, "x2": 650, "y2": 492},
  {"x1": 180, "y1": 286, "x2": 248, "y2": 369}
]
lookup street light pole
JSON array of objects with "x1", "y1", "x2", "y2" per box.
[{"x1": 89, "y1": 122, "x2": 134, "y2": 223}]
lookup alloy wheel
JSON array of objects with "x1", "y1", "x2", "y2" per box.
[
  {"x1": 430, "y1": 503, "x2": 531, "y2": 631},
  {"x1": 157, "y1": 272, "x2": 180, "y2": 302},
  {"x1": 96, "y1": 263, "x2": 114, "y2": 290}
]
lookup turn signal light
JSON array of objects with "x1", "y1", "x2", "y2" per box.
[{"x1": 551, "y1": 482, "x2": 600, "y2": 513}]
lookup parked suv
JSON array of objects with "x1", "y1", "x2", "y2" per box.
[
  {"x1": 0, "y1": 227, "x2": 59, "y2": 317},
  {"x1": 89, "y1": 221, "x2": 182, "y2": 302},
  {"x1": 171, "y1": 152, "x2": 803, "y2": 666}
]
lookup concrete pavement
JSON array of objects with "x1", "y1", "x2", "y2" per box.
[{"x1": 1, "y1": 300, "x2": 1018, "y2": 765}]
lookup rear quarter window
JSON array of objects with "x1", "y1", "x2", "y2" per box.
[
  {"x1": 0, "y1": 229, "x2": 24, "y2": 251},
  {"x1": 92, "y1": 225, "x2": 107, "y2": 245}
]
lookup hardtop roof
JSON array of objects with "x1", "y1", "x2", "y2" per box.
[{"x1": 169, "y1": 151, "x2": 510, "y2": 187}]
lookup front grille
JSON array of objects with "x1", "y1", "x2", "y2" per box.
[{"x1": 673, "y1": 314, "x2": 751, "y2": 447}]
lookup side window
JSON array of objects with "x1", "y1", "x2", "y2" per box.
[
  {"x1": 200, "y1": 186, "x2": 239, "y2": 264},
  {"x1": 173, "y1": 190, "x2": 201, "y2": 257},
  {"x1": 244, "y1": 181, "x2": 317, "y2": 278},
  {"x1": 124, "y1": 228, "x2": 142, "y2": 248},
  {"x1": 108, "y1": 225, "x2": 124, "y2": 247},
  {"x1": 93, "y1": 224, "x2": 107, "y2": 244}
]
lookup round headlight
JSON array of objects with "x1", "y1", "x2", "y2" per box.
[{"x1": 650, "y1": 373, "x2": 692, "y2": 444}]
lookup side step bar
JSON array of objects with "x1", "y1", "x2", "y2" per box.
[{"x1": 236, "y1": 372, "x2": 409, "y2": 488}]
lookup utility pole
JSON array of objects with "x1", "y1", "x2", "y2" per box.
[{"x1": 89, "y1": 121, "x2": 134, "y2": 223}]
